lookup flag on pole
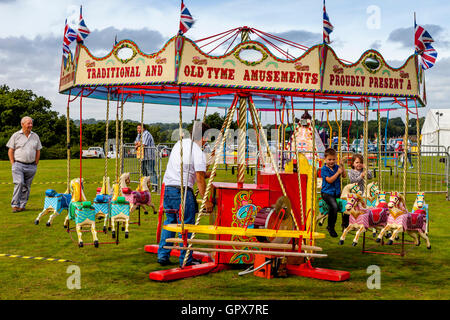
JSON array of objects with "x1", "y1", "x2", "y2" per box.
[
  {"x1": 63, "y1": 19, "x2": 77, "y2": 56},
  {"x1": 323, "y1": 0, "x2": 334, "y2": 44},
  {"x1": 76, "y1": 6, "x2": 91, "y2": 43},
  {"x1": 179, "y1": 1, "x2": 195, "y2": 35},
  {"x1": 414, "y1": 17, "x2": 437, "y2": 69},
  {"x1": 415, "y1": 23, "x2": 434, "y2": 52},
  {"x1": 420, "y1": 43, "x2": 437, "y2": 70}
]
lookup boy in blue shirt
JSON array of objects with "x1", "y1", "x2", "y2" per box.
[{"x1": 321, "y1": 148, "x2": 346, "y2": 237}]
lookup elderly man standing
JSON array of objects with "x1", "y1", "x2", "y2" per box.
[{"x1": 6, "y1": 116, "x2": 42, "y2": 212}]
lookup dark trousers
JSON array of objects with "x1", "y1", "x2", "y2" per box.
[{"x1": 321, "y1": 192, "x2": 340, "y2": 230}]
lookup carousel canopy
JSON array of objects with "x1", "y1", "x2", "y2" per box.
[{"x1": 59, "y1": 32, "x2": 426, "y2": 111}]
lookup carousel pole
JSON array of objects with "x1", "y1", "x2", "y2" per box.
[
  {"x1": 237, "y1": 28, "x2": 250, "y2": 187},
  {"x1": 66, "y1": 90, "x2": 71, "y2": 193}
]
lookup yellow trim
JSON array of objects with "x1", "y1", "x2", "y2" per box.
[{"x1": 163, "y1": 224, "x2": 325, "y2": 239}]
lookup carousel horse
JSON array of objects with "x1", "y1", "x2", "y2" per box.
[
  {"x1": 93, "y1": 176, "x2": 113, "y2": 232},
  {"x1": 339, "y1": 192, "x2": 390, "y2": 246},
  {"x1": 376, "y1": 191, "x2": 430, "y2": 249},
  {"x1": 412, "y1": 192, "x2": 429, "y2": 234},
  {"x1": 34, "y1": 187, "x2": 72, "y2": 227},
  {"x1": 339, "y1": 193, "x2": 370, "y2": 246},
  {"x1": 317, "y1": 182, "x2": 361, "y2": 226},
  {"x1": 364, "y1": 182, "x2": 380, "y2": 207},
  {"x1": 63, "y1": 178, "x2": 99, "y2": 248},
  {"x1": 130, "y1": 176, "x2": 156, "y2": 215},
  {"x1": 109, "y1": 174, "x2": 131, "y2": 239}
]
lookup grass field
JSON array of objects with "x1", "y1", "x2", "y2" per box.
[{"x1": 0, "y1": 158, "x2": 449, "y2": 300}]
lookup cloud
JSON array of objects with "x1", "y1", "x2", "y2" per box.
[
  {"x1": 0, "y1": 27, "x2": 169, "y2": 121},
  {"x1": 387, "y1": 24, "x2": 449, "y2": 49},
  {"x1": 370, "y1": 40, "x2": 382, "y2": 50},
  {"x1": 83, "y1": 26, "x2": 167, "y2": 56}
]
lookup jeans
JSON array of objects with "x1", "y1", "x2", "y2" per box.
[
  {"x1": 321, "y1": 192, "x2": 341, "y2": 230},
  {"x1": 157, "y1": 186, "x2": 198, "y2": 266},
  {"x1": 142, "y1": 159, "x2": 157, "y2": 186},
  {"x1": 11, "y1": 162, "x2": 37, "y2": 209}
]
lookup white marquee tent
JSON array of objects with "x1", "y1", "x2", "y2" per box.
[{"x1": 421, "y1": 108, "x2": 450, "y2": 152}]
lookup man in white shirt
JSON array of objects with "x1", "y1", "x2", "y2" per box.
[
  {"x1": 157, "y1": 121, "x2": 213, "y2": 267},
  {"x1": 6, "y1": 116, "x2": 42, "y2": 212}
]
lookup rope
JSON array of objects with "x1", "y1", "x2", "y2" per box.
[
  {"x1": 237, "y1": 96, "x2": 247, "y2": 184},
  {"x1": 338, "y1": 102, "x2": 343, "y2": 191},
  {"x1": 310, "y1": 94, "x2": 317, "y2": 245},
  {"x1": 403, "y1": 99, "x2": 409, "y2": 198},
  {"x1": 119, "y1": 92, "x2": 125, "y2": 176},
  {"x1": 178, "y1": 88, "x2": 185, "y2": 232},
  {"x1": 363, "y1": 99, "x2": 369, "y2": 203},
  {"x1": 139, "y1": 94, "x2": 145, "y2": 182},
  {"x1": 181, "y1": 95, "x2": 239, "y2": 268},
  {"x1": 104, "y1": 89, "x2": 110, "y2": 182},
  {"x1": 115, "y1": 97, "x2": 120, "y2": 183},
  {"x1": 415, "y1": 99, "x2": 422, "y2": 192},
  {"x1": 290, "y1": 97, "x2": 305, "y2": 227},
  {"x1": 377, "y1": 98, "x2": 382, "y2": 190}
]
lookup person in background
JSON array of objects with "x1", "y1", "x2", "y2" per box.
[
  {"x1": 6, "y1": 116, "x2": 42, "y2": 212},
  {"x1": 320, "y1": 148, "x2": 346, "y2": 237},
  {"x1": 319, "y1": 128, "x2": 329, "y2": 148},
  {"x1": 135, "y1": 124, "x2": 157, "y2": 190},
  {"x1": 331, "y1": 131, "x2": 339, "y2": 150}
]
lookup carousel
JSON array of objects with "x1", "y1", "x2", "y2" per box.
[{"x1": 57, "y1": 2, "x2": 430, "y2": 281}]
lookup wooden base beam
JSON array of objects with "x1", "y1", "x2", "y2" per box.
[
  {"x1": 163, "y1": 246, "x2": 327, "y2": 258},
  {"x1": 165, "y1": 238, "x2": 322, "y2": 251}
]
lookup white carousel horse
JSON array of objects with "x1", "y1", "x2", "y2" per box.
[
  {"x1": 339, "y1": 192, "x2": 390, "y2": 246},
  {"x1": 316, "y1": 182, "x2": 361, "y2": 226},
  {"x1": 63, "y1": 178, "x2": 99, "y2": 248},
  {"x1": 376, "y1": 191, "x2": 430, "y2": 249}
]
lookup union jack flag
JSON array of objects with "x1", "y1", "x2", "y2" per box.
[
  {"x1": 323, "y1": 0, "x2": 334, "y2": 44},
  {"x1": 63, "y1": 19, "x2": 77, "y2": 56},
  {"x1": 76, "y1": 6, "x2": 91, "y2": 43},
  {"x1": 420, "y1": 43, "x2": 437, "y2": 70},
  {"x1": 415, "y1": 23, "x2": 434, "y2": 52},
  {"x1": 179, "y1": 1, "x2": 195, "y2": 35}
]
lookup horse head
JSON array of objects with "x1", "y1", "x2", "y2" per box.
[
  {"x1": 377, "y1": 191, "x2": 387, "y2": 204},
  {"x1": 388, "y1": 191, "x2": 407, "y2": 218},
  {"x1": 119, "y1": 172, "x2": 131, "y2": 189},
  {"x1": 137, "y1": 176, "x2": 151, "y2": 192},
  {"x1": 368, "y1": 182, "x2": 380, "y2": 198},
  {"x1": 342, "y1": 183, "x2": 361, "y2": 199},
  {"x1": 345, "y1": 193, "x2": 366, "y2": 217},
  {"x1": 70, "y1": 178, "x2": 87, "y2": 202},
  {"x1": 414, "y1": 192, "x2": 425, "y2": 209}
]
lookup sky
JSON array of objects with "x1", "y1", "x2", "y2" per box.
[{"x1": 0, "y1": 0, "x2": 449, "y2": 124}]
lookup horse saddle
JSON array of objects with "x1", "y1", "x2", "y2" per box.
[
  {"x1": 132, "y1": 191, "x2": 150, "y2": 204},
  {"x1": 407, "y1": 212, "x2": 425, "y2": 229},
  {"x1": 122, "y1": 187, "x2": 132, "y2": 194},
  {"x1": 95, "y1": 194, "x2": 111, "y2": 203},
  {"x1": 45, "y1": 189, "x2": 58, "y2": 197},
  {"x1": 369, "y1": 208, "x2": 387, "y2": 225}
]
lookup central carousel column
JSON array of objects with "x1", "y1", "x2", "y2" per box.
[{"x1": 237, "y1": 28, "x2": 251, "y2": 187}]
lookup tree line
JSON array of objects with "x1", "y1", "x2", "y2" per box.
[{"x1": 1, "y1": 85, "x2": 421, "y2": 160}]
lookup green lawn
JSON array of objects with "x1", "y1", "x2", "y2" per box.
[{"x1": 0, "y1": 159, "x2": 449, "y2": 300}]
